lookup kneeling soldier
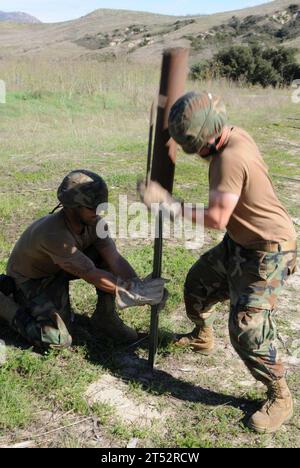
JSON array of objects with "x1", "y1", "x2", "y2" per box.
[{"x1": 0, "y1": 170, "x2": 166, "y2": 349}]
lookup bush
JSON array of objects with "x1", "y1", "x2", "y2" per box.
[
  {"x1": 251, "y1": 58, "x2": 281, "y2": 87},
  {"x1": 190, "y1": 61, "x2": 212, "y2": 80},
  {"x1": 190, "y1": 45, "x2": 300, "y2": 87},
  {"x1": 276, "y1": 16, "x2": 300, "y2": 40},
  {"x1": 214, "y1": 46, "x2": 256, "y2": 81},
  {"x1": 288, "y1": 4, "x2": 300, "y2": 14}
]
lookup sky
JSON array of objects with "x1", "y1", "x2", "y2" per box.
[{"x1": 0, "y1": 1, "x2": 273, "y2": 23}]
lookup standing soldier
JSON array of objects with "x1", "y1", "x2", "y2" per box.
[
  {"x1": 0, "y1": 170, "x2": 166, "y2": 349},
  {"x1": 139, "y1": 91, "x2": 297, "y2": 433}
]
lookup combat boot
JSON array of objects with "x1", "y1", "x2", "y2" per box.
[
  {"x1": 91, "y1": 291, "x2": 139, "y2": 344},
  {"x1": 248, "y1": 378, "x2": 294, "y2": 433},
  {"x1": 174, "y1": 325, "x2": 215, "y2": 355}
]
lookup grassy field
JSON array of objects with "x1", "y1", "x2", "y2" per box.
[{"x1": 0, "y1": 60, "x2": 299, "y2": 448}]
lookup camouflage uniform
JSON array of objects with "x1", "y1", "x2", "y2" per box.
[
  {"x1": 12, "y1": 246, "x2": 114, "y2": 349},
  {"x1": 185, "y1": 234, "x2": 297, "y2": 384}
]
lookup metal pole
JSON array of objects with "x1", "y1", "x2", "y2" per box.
[
  {"x1": 148, "y1": 48, "x2": 189, "y2": 369},
  {"x1": 148, "y1": 209, "x2": 163, "y2": 369}
]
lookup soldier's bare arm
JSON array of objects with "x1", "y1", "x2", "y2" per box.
[
  {"x1": 52, "y1": 250, "x2": 118, "y2": 294},
  {"x1": 82, "y1": 268, "x2": 118, "y2": 294},
  {"x1": 95, "y1": 242, "x2": 138, "y2": 279},
  {"x1": 138, "y1": 180, "x2": 239, "y2": 231},
  {"x1": 183, "y1": 190, "x2": 240, "y2": 230}
]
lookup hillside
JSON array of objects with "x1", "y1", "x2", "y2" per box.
[
  {"x1": 0, "y1": 11, "x2": 41, "y2": 24},
  {"x1": 0, "y1": 1, "x2": 299, "y2": 63}
]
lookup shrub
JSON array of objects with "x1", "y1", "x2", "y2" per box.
[
  {"x1": 214, "y1": 45, "x2": 256, "y2": 81},
  {"x1": 190, "y1": 45, "x2": 300, "y2": 87},
  {"x1": 190, "y1": 61, "x2": 213, "y2": 80},
  {"x1": 288, "y1": 4, "x2": 300, "y2": 14},
  {"x1": 251, "y1": 58, "x2": 281, "y2": 87}
]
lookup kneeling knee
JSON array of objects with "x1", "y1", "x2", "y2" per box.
[
  {"x1": 17, "y1": 311, "x2": 72, "y2": 350},
  {"x1": 39, "y1": 313, "x2": 72, "y2": 349}
]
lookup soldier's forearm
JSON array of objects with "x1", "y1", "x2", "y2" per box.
[
  {"x1": 84, "y1": 269, "x2": 117, "y2": 294},
  {"x1": 110, "y1": 255, "x2": 138, "y2": 280}
]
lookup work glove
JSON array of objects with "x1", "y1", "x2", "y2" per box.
[
  {"x1": 137, "y1": 179, "x2": 182, "y2": 220},
  {"x1": 116, "y1": 276, "x2": 169, "y2": 310}
]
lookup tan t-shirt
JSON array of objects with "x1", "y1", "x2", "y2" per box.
[
  {"x1": 209, "y1": 127, "x2": 296, "y2": 246},
  {"x1": 7, "y1": 210, "x2": 114, "y2": 284}
]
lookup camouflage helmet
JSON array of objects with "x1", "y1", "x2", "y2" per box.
[
  {"x1": 57, "y1": 170, "x2": 108, "y2": 209},
  {"x1": 169, "y1": 91, "x2": 227, "y2": 154}
]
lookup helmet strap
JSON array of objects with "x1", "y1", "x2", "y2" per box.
[{"x1": 49, "y1": 203, "x2": 62, "y2": 215}]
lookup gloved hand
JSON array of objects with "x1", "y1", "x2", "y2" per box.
[
  {"x1": 137, "y1": 179, "x2": 182, "y2": 220},
  {"x1": 116, "y1": 276, "x2": 169, "y2": 310}
]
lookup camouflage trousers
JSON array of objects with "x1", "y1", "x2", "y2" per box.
[
  {"x1": 184, "y1": 234, "x2": 297, "y2": 385},
  {"x1": 12, "y1": 247, "x2": 114, "y2": 350}
]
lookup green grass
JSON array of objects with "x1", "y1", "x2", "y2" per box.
[
  {"x1": 0, "y1": 347, "x2": 99, "y2": 430},
  {"x1": 0, "y1": 64, "x2": 299, "y2": 448}
]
